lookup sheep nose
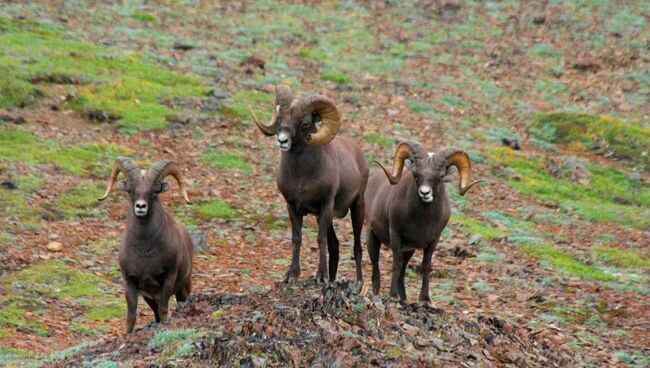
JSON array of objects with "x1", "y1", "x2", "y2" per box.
[
  {"x1": 278, "y1": 136, "x2": 289, "y2": 144},
  {"x1": 135, "y1": 201, "x2": 147, "y2": 209},
  {"x1": 418, "y1": 186, "x2": 431, "y2": 196},
  {"x1": 134, "y1": 200, "x2": 148, "y2": 215}
]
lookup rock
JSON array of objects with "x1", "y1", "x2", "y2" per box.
[
  {"x1": 173, "y1": 41, "x2": 198, "y2": 51},
  {"x1": 501, "y1": 138, "x2": 520, "y2": 150},
  {"x1": 0, "y1": 114, "x2": 26, "y2": 124},
  {"x1": 47, "y1": 241, "x2": 63, "y2": 252},
  {"x1": 468, "y1": 234, "x2": 482, "y2": 245},
  {"x1": 532, "y1": 15, "x2": 546, "y2": 25},
  {"x1": 191, "y1": 230, "x2": 208, "y2": 251},
  {"x1": 1, "y1": 180, "x2": 17, "y2": 190},
  {"x1": 81, "y1": 260, "x2": 95, "y2": 268}
]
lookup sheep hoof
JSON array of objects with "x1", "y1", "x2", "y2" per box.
[
  {"x1": 176, "y1": 301, "x2": 188, "y2": 311},
  {"x1": 283, "y1": 268, "x2": 300, "y2": 283},
  {"x1": 351, "y1": 280, "x2": 363, "y2": 293}
]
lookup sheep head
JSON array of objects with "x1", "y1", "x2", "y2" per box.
[
  {"x1": 376, "y1": 143, "x2": 481, "y2": 203},
  {"x1": 98, "y1": 157, "x2": 191, "y2": 217},
  {"x1": 250, "y1": 85, "x2": 341, "y2": 151}
]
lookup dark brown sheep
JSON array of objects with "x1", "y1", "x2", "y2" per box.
[
  {"x1": 250, "y1": 85, "x2": 369, "y2": 283},
  {"x1": 365, "y1": 143, "x2": 481, "y2": 301},
  {"x1": 98, "y1": 157, "x2": 193, "y2": 333}
]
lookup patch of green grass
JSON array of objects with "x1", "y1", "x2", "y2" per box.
[
  {"x1": 57, "y1": 183, "x2": 105, "y2": 219},
  {"x1": 0, "y1": 130, "x2": 129, "y2": 176},
  {"x1": 131, "y1": 12, "x2": 159, "y2": 23},
  {"x1": 593, "y1": 247, "x2": 650, "y2": 271},
  {"x1": 321, "y1": 69, "x2": 351, "y2": 84},
  {"x1": 528, "y1": 112, "x2": 650, "y2": 169},
  {"x1": 149, "y1": 328, "x2": 202, "y2": 359},
  {"x1": 451, "y1": 215, "x2": 504, "y2": 240},
  {"x1": 472, "y1": 280, "x2": 494, "y2": 293},
  {"x1": 201, "y1": 149, "x2": 252, "y2": 171},
  {"x1": 525, "y1": 244, "x2": 617, "y2": 282},
  {"x1": 407, "y1": 100, "x2": 432, "y2": 114},
  {"x1": 0, "y1": 173, "x2": 45, "y2": 227},
  {"x1": 0, "y1": 301, "x2": 48, "y2": 337},
  {"x1": 221, "y1": 89, "x2": 274, "y2": 125},
  {"x1": 0, "y1": 17, "x2": 208, "y2": 133},
  {"x1": 195, "y1": 200, "x2": 238, "y2": 220},
  {"x1": 489, "y1": 147, "x2": 650, "y2": 230},
  {"x1": 476, "y1": 247, "x2": 506, "y2": 263},
  {"x1": 0, "y1": 347, "x2": 36, "y2": 367},
  {"x1": 363, "y1": 134, "x2": 394, "y2": 147},
  {"x1": 80, "y1": 238, "x2": 119, "y2": 257},
  {"x1": 529, "y1": 43, "x2": 563, "y2": 58},
  {"x1": 0, "y1": 259, "x2": 113, "y2": 300},
  {"x1": 42, "y1": 340, "x2": 97, "y2": 364},
  {"x1": 85, "y1": 301, "x2": 123, "y2": 321}
]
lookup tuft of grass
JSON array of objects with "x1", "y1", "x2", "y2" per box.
[
  {"x1": 195, "y1": 200, "x2": 238, "y2": 220},
  {"x1": 593, "y1": 247, "x2": 650, "y2": 271},
  {"x1": 407, "y1": 100, "x2": 432, "y2": 114},
  {"x1": 0, "y1": 17, "x2": 208, "y2": 133},
  {"x1": 201, "y1": 149, "x2": 252, "y2": 171},
  {"x1": 80, "y1": 238, "x2": 119, "y2": 257},
  {"x1": 42, "y1": 341, "x2": 97, "y2": 364},
  {"x1": 529, "y1": 43, "x2": 563, "y2": 58},
  {"x1": 451, "y1": 215, "x2": 504, "y2": 240},
  {"x1": 0, "y1": 347, "x2": 35, "y2": 367},
  {"x1": 528, "y1": 112, "x2": 649, "y2": 169},
  {"x1": 0, "y1": 130, "x2": 129, "y2": 176},
  {"x1": 149, "y1": 328, "x2": 202, "y2": 356},
  {"x1": 0, "y1": 173, "x2": 45, "y2": 227},
  {"x1": 363, "y1": 134, "x2": 394, "y2": 147},
  {"x1": 131, "y1": 12, "x2": 158, "y2": 24},
  {"x1": 321, "y1": 69, "x2": 351, "y2": 84},
  {"x1": 525, "y1": 244, "x2": 617, "y2": 282},
  {"x1": 220, "y1": 89, "x2": 273, "y2": 125}
]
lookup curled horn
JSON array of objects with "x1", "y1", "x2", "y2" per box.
[
  {"x1": 440, "y1": 148, "x2": 482, "y2": 195},
  {"x1": 98, "y1": 157, "x2": 141, "y2": 201},
  {"x1": 249, "y1": 85, "x2": 294, "y2": 136},
  {"x1": 296, "y1": 94, "x2": 341, "y2": 146},
  {"x1": 147, "y1": 160, "x2": 192, "y2": 204},
  {"x1": 376, "y1": 142, "x2": 417, "y2": 185}
]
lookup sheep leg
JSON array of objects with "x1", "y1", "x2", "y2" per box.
[
  {"x1": 284, "y1": 202, "x2": 303, "y2": 283},
  {"x1": 389, "y1": 229, "x2": 404, "y2": 299},
  {"x1": 419, "y1": 243, "x2": 436, "y2": 303},
  {"x1": 175, "y1": 280, "x2": 190, "y2": 310},
  {"x1": 143, "y1": 296, "x2": 160, "y2": 323},
  {"x1": 399, "y1": 250, "x2": 415, "y2": 301},
  {"x1": 367, "y1": 229, "x2": 381, "y2": 295},
  {"x1": 125, "y1": 280, "x2": 139, "y2": 334},
  {"x1": 316, "y1": 205, "x2": 334, "y2": 283},
  {"x1": 350, "y1": 197, "x2": 364, "y2": 284},
  {"x1": 327, "y1": 223, "x2": 340, "y2": 282},
  {"x1": 157, "y1": 272, "x2": 177, "y2": 324}
]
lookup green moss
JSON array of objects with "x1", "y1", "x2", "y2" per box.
[
  {"x1": 525, "y1": 244, "x2": 617, "y2": 282},
  {"x1": 528, "y1": 112, "x2": 650, "y2": 169},
  {"x1": 321, "y1": 69, "x2": 351, "y2": 84},
  {"x1": 0, "y1": 17, "x2": 208, "y2": 133},
  {"x1": 363, "y1": 134, "x2": 394, "y2": 147},
  {"x1": 0, "y1": 130, "x2": 129, "y2": 176},
  {"x1": 451, "y1": 215, "x2": 504, "y2": 240},
  {"x1": 0, "y1": 259, "x2": 111, "y2": 300},
  {"x1": 195, "y1": 200, "x2": 238, "y2": 220},
  {"x1": 57, "y1": 183, "x2": 105, "y2": 219},
  {"x1": 593, "y1": 247, "x2": 650, "y2": 271},
  {"x1": 201, "y1": 149, "x2": 252, "y2": 171},
  {"x1": 489, "y1": 147, "x2": 650, "y2": 230}
]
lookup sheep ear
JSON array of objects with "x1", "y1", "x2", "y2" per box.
[
  {"x1": 160, "y1": 181, "x2": 171, "y2": 193},
  {"x1": 404, "y1": 158, "x2": 414, "y2": 170},
  {"x1": 117, "y1": 180, "x2": 128, "y2": 191}
]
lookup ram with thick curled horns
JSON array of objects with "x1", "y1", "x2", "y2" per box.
[{"x1": 250, "y1": 85, "x2": 369, "y2": 284}]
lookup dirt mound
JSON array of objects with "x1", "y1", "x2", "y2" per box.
[{"x1": 55, "y1": 279, "x2": 576, "y2": 367}]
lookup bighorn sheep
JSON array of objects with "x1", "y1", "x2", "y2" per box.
[
  {"x1": 365, "y1": 143, "x2": 481, "y2": 301},
  {"x1": 98, "y1": 157, "x2": 193, "y2": 333},
  {"x1": 250, "y1": 85, "x2": 368, "y2": 283}
]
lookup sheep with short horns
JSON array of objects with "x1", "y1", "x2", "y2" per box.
[{"x1": 99, "y1": 157, "x2": 193, "y2": 333}]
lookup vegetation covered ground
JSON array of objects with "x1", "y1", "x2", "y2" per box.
[{"x1": 0, "y1": 1, "x2": 648, "y2": 367}]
